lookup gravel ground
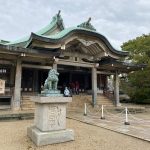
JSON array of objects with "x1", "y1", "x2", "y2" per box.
[{"x1": 0, "y1": 119, "x2": 149, "y2": 150}]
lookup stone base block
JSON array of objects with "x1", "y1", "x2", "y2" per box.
[
  {"x1": 27, "y1": 126, "x2": 74, "y2": 146},
  {"x1": 41, "y1": 90, "x2": 63, "y2": 97}
]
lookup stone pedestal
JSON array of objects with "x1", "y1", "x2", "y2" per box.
[{"x1": 27, "y1": 96, "x2": 74, "y2": 146}]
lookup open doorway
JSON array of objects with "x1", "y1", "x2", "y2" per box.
[{"x1": 58, "y1": 65, "x2": 91, "y2": 93}]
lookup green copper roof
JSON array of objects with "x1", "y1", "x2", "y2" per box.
[
  {"x1": 33, "y1": 26, "x2": 97, "y2": 40},
  {"x1": 5, "y1": 11, "x2": 64, "y2": 47},
  {"x1": 36, "y1": 10, "x2": 64, "y2": 35},
  {"x1": 26, "y1": 27, "x2": 128, "y2": 56},
  {"x1": 0, "y1": 40, "x2": 10, "y2": 44},
  {"x1": 2, "y1": 11, "x2": 128, "y2": 57}
]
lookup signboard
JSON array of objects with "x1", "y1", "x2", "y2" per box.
[{"x1": 0, "y1": 79, "x2": 5, "y2": 94}]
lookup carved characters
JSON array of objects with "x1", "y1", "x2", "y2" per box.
[{"x1": 48, "y1": 105, "x2": 62, "y2": 127}]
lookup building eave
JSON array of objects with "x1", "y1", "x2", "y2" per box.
[
  {"x1": 98, "y1": 58, "x2": 146, "y2": 73},
  {"x1": 26, "y1": 28, "x2": 128, "y2": 57}
]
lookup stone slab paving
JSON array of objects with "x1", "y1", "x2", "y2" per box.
[
  {"x1": 67, "y1": 110, "x2": 150, "y2": 142},
  {"x1": 0, "y1": 110, "x2": 34, "y2": 120},
  {"x1": 0, "y1": 108, "x2": 149, "y2": 142},
  {"x1": 1, "y1": 119, "x2": 150, "y2": 150}
]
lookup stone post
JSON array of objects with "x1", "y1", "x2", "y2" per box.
[
  {"x1": 92, "y1": 67, "x2": 97, "y2": 106},
  {"x1": 13, "y1": 58, "x2": 22, "y2": 110},
  {"x1": 114, "y1": 71, "x2": 121, "y2": 107}
]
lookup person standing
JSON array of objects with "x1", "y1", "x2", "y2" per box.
[
  {"x1": 70, "y1": 82, "x2": 75, "y2": 95},
  {"x1": 75, "y1": 81, "x2": 79, "y2": 95},
  {"x1": 64, "y1": 87, "x2": 70, "y2": 97}
]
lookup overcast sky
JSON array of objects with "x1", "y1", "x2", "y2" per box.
[{"x1": 0, "y1": 0, "x2": 150, "y2": 49}]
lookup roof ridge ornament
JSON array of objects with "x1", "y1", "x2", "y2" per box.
[
  {"x1": 52, "y1": 10, "x2": 62, "y2": 23},
  {"x1": 77, "y1": 17, "x2": 96, "y2": 31},
  {"x1": 50, "y1": 10, "x2": 64, "y2": 30},
  {"x1": 57, "y1": 10, "x2": 61, "y2": 17},
  {"x1": 87, "y1": 17, "x2": 91, "y2": 24}
]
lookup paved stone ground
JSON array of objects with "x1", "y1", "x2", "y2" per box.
[
  {"x1": 0, "y1": 119, "x2": 150, "y2": 150},
  {"x1": 0, "y1": 105, "x2": 150, "y2": 149},
  {"x1": 67, "y1": 107, "x2": 150, "y2": 142}
]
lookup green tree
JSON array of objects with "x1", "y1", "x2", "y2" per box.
[{"x1": 121, "y1": 34, "x2": 150, "y2": 103}]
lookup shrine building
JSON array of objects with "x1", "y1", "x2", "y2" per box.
[{"x1": 0, "y1": 11, "x2": 144, "y2": 110}]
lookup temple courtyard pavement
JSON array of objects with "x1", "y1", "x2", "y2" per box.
[{"x1": 0, "y1": 105, "x2": 150, "y2": 150}]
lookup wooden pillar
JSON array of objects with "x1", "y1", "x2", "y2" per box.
[
  {"x1": 69, "y1": 72, "x2": 72, "y2": 82},
  {"x1": 33, "y1": 69, "x2": 39, "y2": 93},
  {"x1": 53, "y1": 63, "x2": 57, "y2": 70},
  {"x1": 97, "y1": 74, "x2": 99, "y2": 90},
  {"x1": 13, "y1": 59, "x2": 22, "y2": 110},
  {"x1": 114, "y1": 71, "x2": 121, "y2": 107},
  {"x1": 10, "y1": 66, "x2": 15, "y2": 85},
  {"x1": 84, "y1": 75, "x2": 89, "y2": 90},
  {"x1": 106, "y1": 75, "x2": 108, "y2": 89},
  {"x1": 92, "y1": 67, "x2": 97, "y2": 106}
]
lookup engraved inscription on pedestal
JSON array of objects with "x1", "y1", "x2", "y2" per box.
[
  {"x1": 34, "y1": 103, "x2": 66, "y2": 132},
  {"x1": 46, "y1": 104, "x2": 66, "y2": 131},
  {"x1": 48, "y1": 105, "x2": 61, "y2": 128}
]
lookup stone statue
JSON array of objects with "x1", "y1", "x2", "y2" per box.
[
  {"x1": 28, "y1": 68, "x2": 74, "y2": 146},
  {"x1": 41, "y1": 69, "x2": 62, "y2": 96},
  {"x1": 43, "y1": 69, "x2": 59, "y2": 91}
]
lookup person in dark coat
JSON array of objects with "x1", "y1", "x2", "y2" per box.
[{"x1": 75, "y1": 81, "x2": 79, "y2": 95}]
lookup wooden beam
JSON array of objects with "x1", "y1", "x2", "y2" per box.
[
  {"x1": 97, "y1": 71, "x2": 115, "y2": 75},
  {"x1": 0, "y1": 53, "x2": 18, "y2": 60},
  {"x1": 0, "y1": 45, "x2": 57, "y2": 58},
  {"x1": 57, "y1": 60, "x2": 94, "y2": 68},
  {"x1": 0, "y1": 60, "x2": 15, "y2": 65},
  {"x1": 63, "y1": 51, "x2": 92, "y2": 59},
  {"x1": 22, "y1": 64, "x2": 52, "y2": 70}
]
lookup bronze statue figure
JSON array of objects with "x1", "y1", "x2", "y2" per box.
[{"x1": 43, "y1": 69, "x2": 59, "y2": 91}]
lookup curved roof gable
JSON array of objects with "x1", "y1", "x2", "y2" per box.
[
  {"x1": 3, "y1": 11, "x2": 128, "y2": 58},
  {"x1": 5, "y1": 11, "x2": 64, "y2": 47},
  {"x1": 26, "y1": 27, "x2": 128, "y2": 57}
]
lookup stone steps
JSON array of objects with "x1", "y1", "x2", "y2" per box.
[
  {"x1": 68, "y1": 95, "x2": 114, "y2": 108},
  {"x1": 21, "y1": 94, "x2": 114, "y2": 110},
  {"x1": 96, "y1": 95, "x2": 114, "y2": 106},
  {"x1": 21, "y1": 96, "x2": 35, "y2": 110},
  {"x1": 21, "y1": 104, "x2": 35, "y2": 108},
  {"x1": 22, "y1": 107, "x2": 35, "y2": 111},
  {"x1": 21, "y1": 100, "x2": 35, "y2": 105}
]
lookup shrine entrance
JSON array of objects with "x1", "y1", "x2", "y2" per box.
[
  {"x1": 57, "y1": 65, "x2": 91, "y2": 93},
  {"x1": 21, "y1": 68, "x2": 49, "y2": 95}
]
